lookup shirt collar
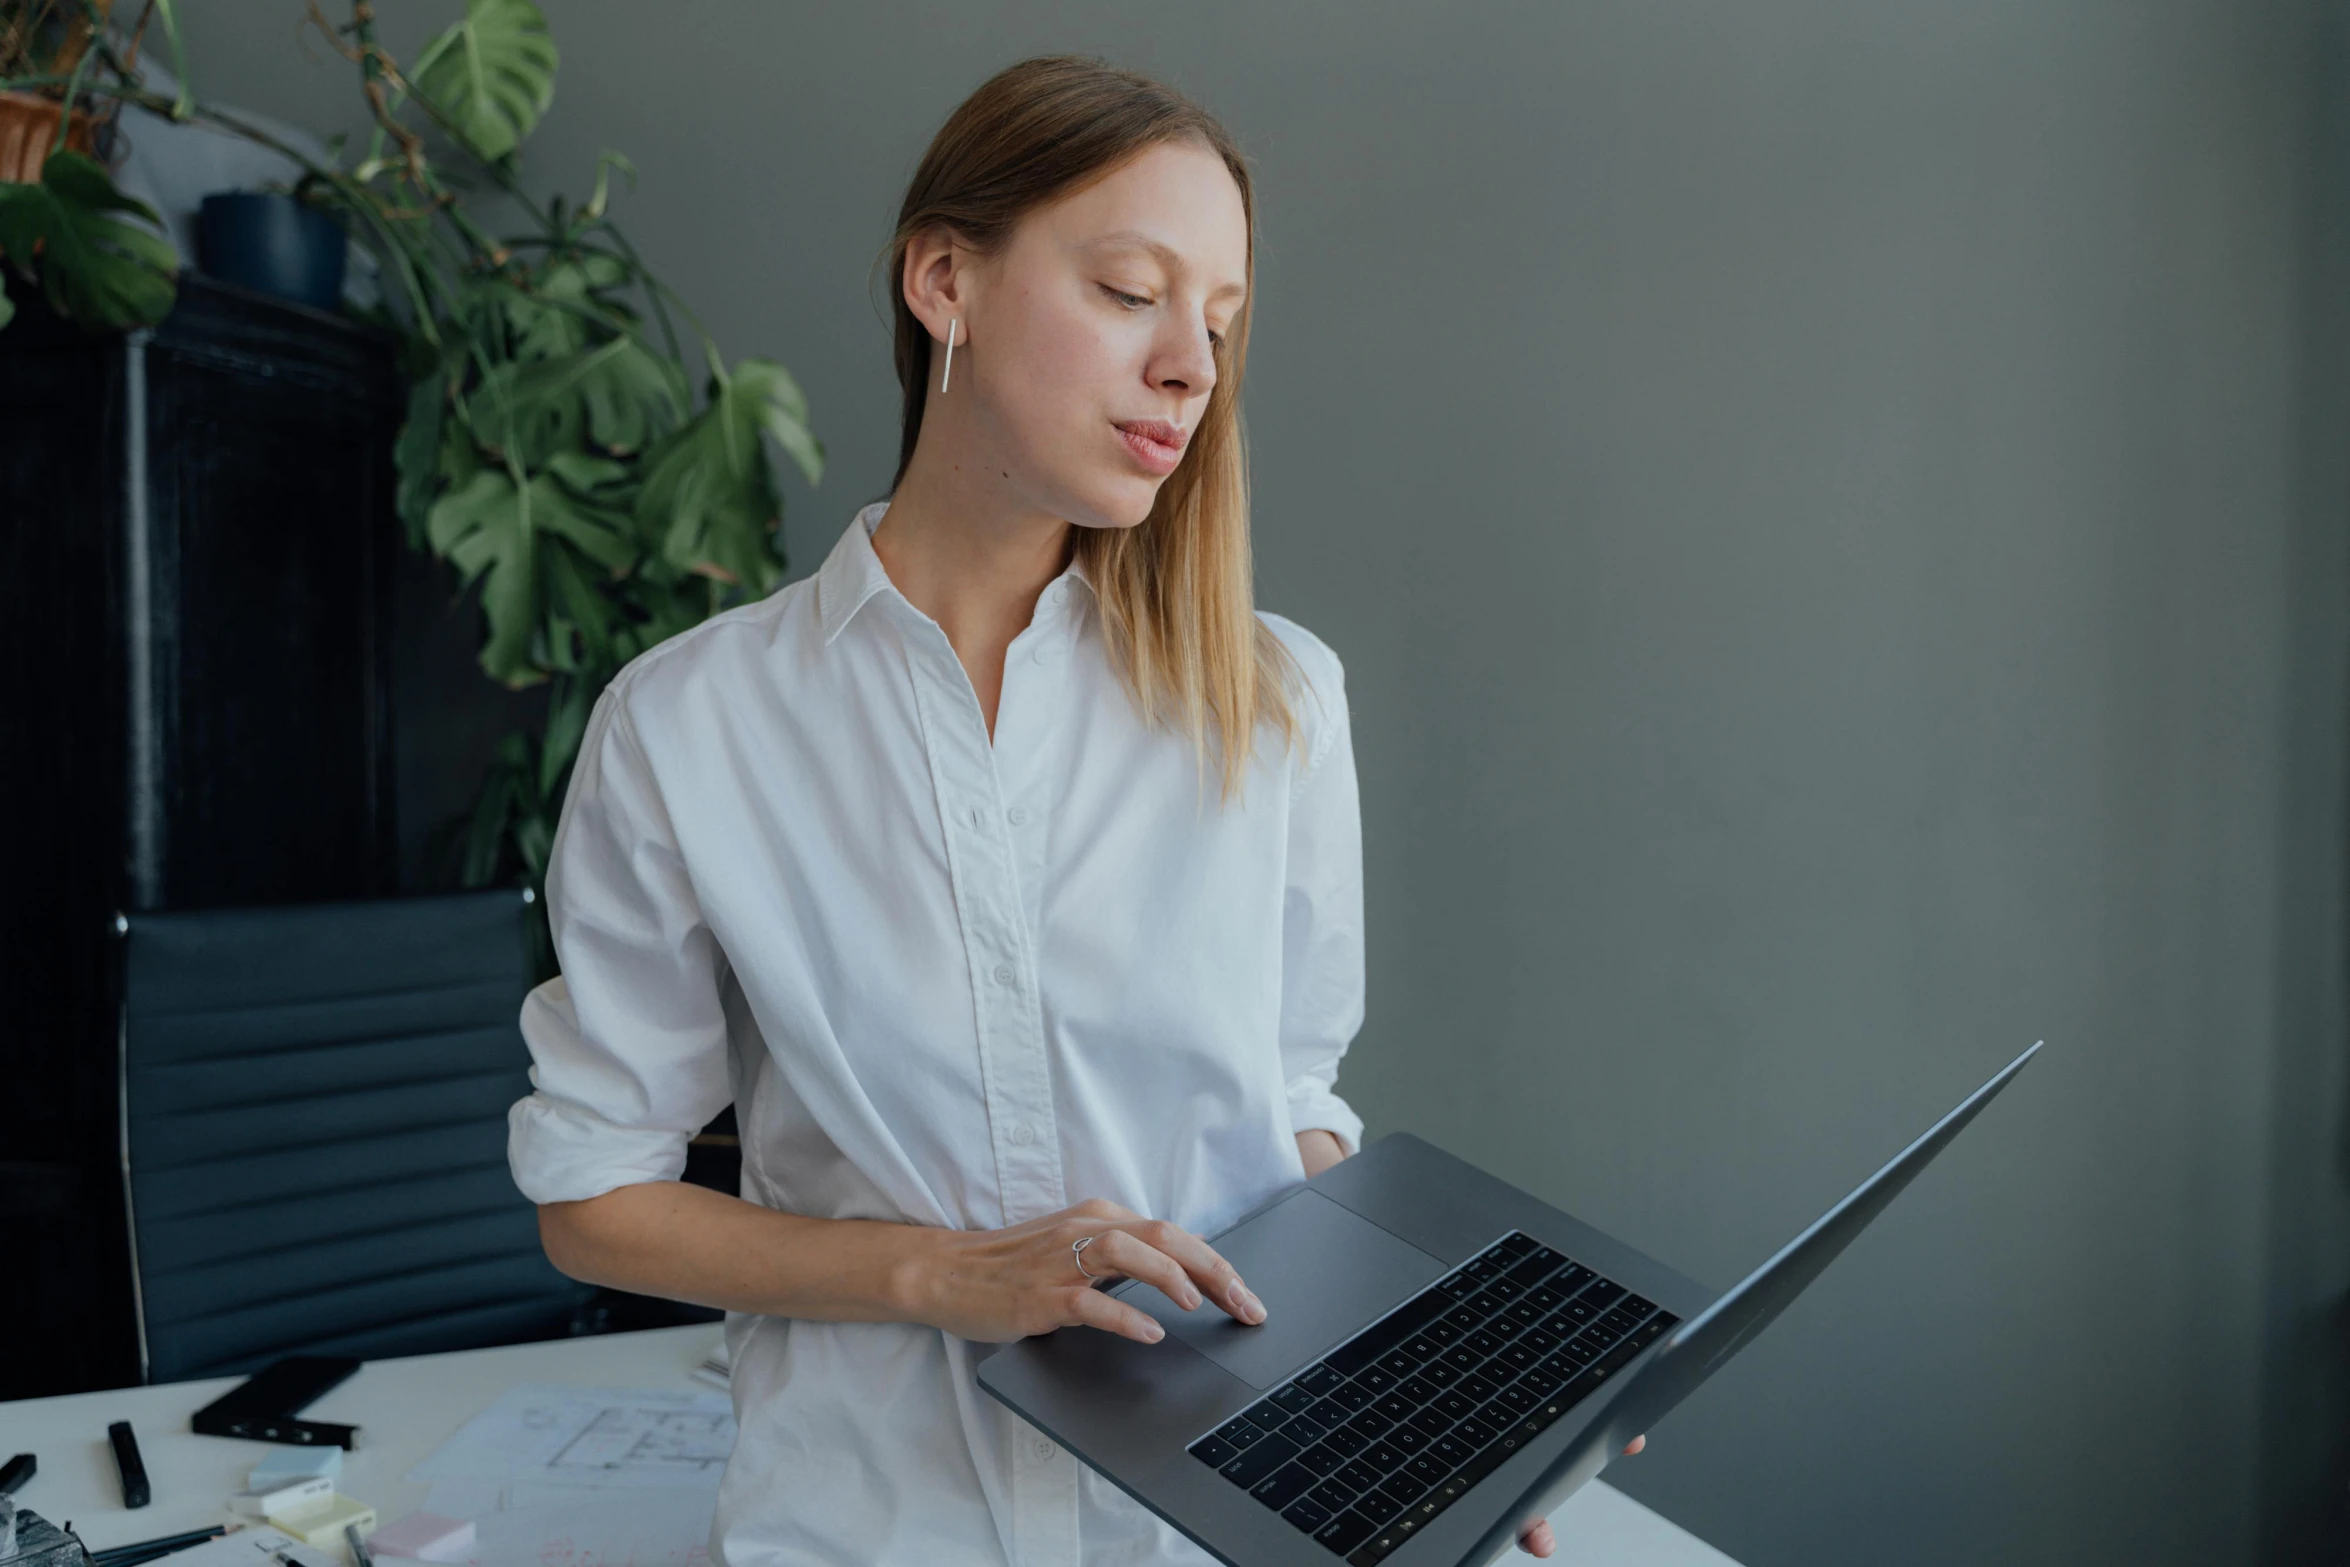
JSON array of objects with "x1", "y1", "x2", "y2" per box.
[{"x1": 816, "y1": 499, "x2": 1098, "y2": 646}]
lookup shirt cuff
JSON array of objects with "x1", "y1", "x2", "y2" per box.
[
  {"x1": 508, "y1": 1086, "x2": 693, "y2": 1205},
  {"x1": 1287, "y1": 1083, "x2": 1365, "y2": 1159}
]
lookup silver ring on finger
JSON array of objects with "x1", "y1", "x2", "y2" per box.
[{"x1": 1071, "y1": 1233, "x2": 1102, "y2": 1280}]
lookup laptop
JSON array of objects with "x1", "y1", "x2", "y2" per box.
[{"x1": 977, "y1": 1040, "x2": 2042, "y2": 1567}]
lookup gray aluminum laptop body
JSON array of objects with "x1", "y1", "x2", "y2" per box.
[{"x1": 977, "y1": 1042, "x2": 2041, "y2": 1567}]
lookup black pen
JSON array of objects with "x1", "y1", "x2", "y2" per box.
[
  {"x1": 106, "y1": 1422, "x2": 148, "y2": 1510},
  {"x1": 0, "y1": 1452, "x2": 33, "y2": 1493},
  {"x1": 91, "y1": 1526, "x2": 226, "y2": 1566}
]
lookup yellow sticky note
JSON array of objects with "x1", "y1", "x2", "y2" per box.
[{"x1": 266, "y1": 1496, "x2": 377, "y2": 1549}]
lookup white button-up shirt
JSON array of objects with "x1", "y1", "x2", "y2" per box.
[{"x1": 506, "y1": 500, "x2": 1367, "y2": 1566}]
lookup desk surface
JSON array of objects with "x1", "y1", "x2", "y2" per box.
[{"x1": 0, "y1": 1326, "x2": 1737, "y2": 1566}]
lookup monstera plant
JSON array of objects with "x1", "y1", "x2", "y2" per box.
[{"x1": 0, "y1": 0, "x2": 824, "y2": 967}]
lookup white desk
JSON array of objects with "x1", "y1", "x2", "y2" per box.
[{"x1": 0, "y1": 1326, "x2": 1737, "y2": 1565}]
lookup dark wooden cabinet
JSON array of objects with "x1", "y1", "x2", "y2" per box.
[{"x1": 1, "y1": 273, "x2": 402, "y2": 1395}]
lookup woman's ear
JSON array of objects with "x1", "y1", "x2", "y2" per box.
[{"x1": 902, "y1": 227, "x2": 971, "y2": 350}]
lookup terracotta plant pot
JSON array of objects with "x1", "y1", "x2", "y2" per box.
[{"x1": 0, "y1": 89, "x2": 98, "y2": 185}]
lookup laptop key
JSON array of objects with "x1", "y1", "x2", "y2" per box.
[
  {"x1": 1335, "y1": 1459, "x2": 1383, "y2": 1494},
  {"x1": 1377, "y1": 1466, "x2": 1429, "y2": 1505},
  {"x1": 1433, "y1": 1389, "x2": 1476, "y2": 1422},
  {"x1": 1372, "y1": 1393, "x2": 1414, "y2": 1424},
  {"x1": 1496, "y1": 1382, "x2": 1541, "y2": 1416},
  {"x1": 1305, "y1": 1396, "x2": 1353, "y2": 1428},
  {"x1": 1441, "y1": 1302, "x2": 1483, "y2": 1331},
  {"x1": 1321, "y1": 1424, "x2": 1369, "y2": 1457},
  {"x1": 1310, "y1": 1476, "x2": 1361, "y2": 1511},
  {"x1": 1361, "y1": 1439, "x2": 1406, "y2": 1474},
  {"x1": 1377, "y1": 1348, "x2": 1419, "y2": 1379},
  {"x1": 1518, "y1": 1365, "x2": 1562, "y2": 1397},
  {"x1": 1406, "y1": 1408, "x2": 1454, "y2": 1441},
  {"x1": 1485, "y1": 1273, "x2": 1529, "y2": 1302},
  {"x1": 1299, "y1": 1363, "x2": 1348, "y2": 1396},
  {"x1": 1270, "y1": 1381, "x2": 1319, "y2": 1415},
  {"x1": 1525, "y1": 1282, "x2": 1569, "y2": 1311},
  {"x1": 1520, "y1": 1325, "x2": 1562, "y2": 1354},
  {"x1": 1245, "y1": 1398, "x2": 1291, "y2": 1429},
  {"x1": 1285, "y1": 1413, "x2": 1330, "y2": 1446},
  {"x1": 1278, "y1": 1494, "x2": 1334, "y2": 1531},
  {"x1": 1506, "y1": 1246, "x2": 1567, "y2": 1284},
  {"x1": 1188, "y1": 1435, "x2": 1236, "y2": 1470},
  {"x1": 1328, "y1": 1381, "x2": 1375, "y2": 1412},
  {"x1": 1579, "y1": 1279, "x2": 1626, "y2": 1311},
  {"x1": 1354, "y1": 1365, "x2": 1398, "y2": 1395},
  {"x1": 1430, "y1": 1433, "x2": 1474, "y2": 1468},
  {"x1": 1314, "y1": 1509, "x2": 1377, "y2": 1555},
  {"x1": 1496, "y1": 1343, "x2": 1539, "y2": 1375},
  {"x1": 1440, "y1": 1344, "x2": 1483, "y2": 1374},
  {"x1": 1423, "y1": 1318, "x2": 1463, "y2": 1346},
  {"x1": 1325, "y1": 1291, "x2": 1449, "y2": 1376},
  {"x1": 1456, "y1": 1371, "x2": 1501, "y2": 1404},
  {"x1": 1294, "y1": 1442, "x2": 1345, "y2": 1477},
  {"x1": 1600, "y1": 1306, "x2": 1646, "y2": 1336},
  {"x1": 1282, "y1": 1495, "x2": 1334, "y2": 1535},
  {"x1": 1465, "y1": 1328, "x2": 1506, "y2": 1358},
  {"x1": 1420, "y1": 1358, "x2": 1463, "y2": 1388},
  {"x1": 1398, "y1": 1373, "x2": 1441, "y2": 1403},
  {"x1": 1454, "y1": 1414, "x2": 1501, "y2": 1451},
  {"x1": 1494, "y1": 1231, "x2": 1539, "y2": 1259},
  {"x1": 1212, "y1": 1414, "x2": 1260, "y2": 1447},
  {"x1": 1400, "y1": 1333, "x2": 1441, "y2": 1361},
  {"x1": 1218, "y1": 1432, "x2": 1299, "y2": 1489},
  {"x1": 1385, "y1": 1422, "x2": 1429, "y2": 1454},
  {"x1": 1353, "y1": 1488, "x2": 1402, "y2": 1525},
  {"x1": 1344, "y1": 1409, "x2": 1392, "y2": 1442},
  {"x1": 1251, "y1": 1461, "x2": 1316, "y2": 1510}
]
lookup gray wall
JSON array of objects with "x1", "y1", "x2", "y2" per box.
[{"x1": 175, "y1": 4, "x2": 2350, "y2": 1563}]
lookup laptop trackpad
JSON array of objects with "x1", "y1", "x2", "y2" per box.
[{"x1": 1118, "y1": 1189, "x2": 1446, "y2": 1391}]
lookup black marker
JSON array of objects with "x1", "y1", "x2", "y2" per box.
[
  {"x1": 106, "y1": 1423, "x2": 148, "y2": 1509},
  {"x1": 0, "y1": 1452, "x2": 33, "y2": 1493}
]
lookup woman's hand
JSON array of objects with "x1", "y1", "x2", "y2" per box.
[
  {"x1": 1513, "y1": 1436, "x2": 1647, "y2": 1556},
  {"x1": 899, "y1": 1197, "x2": 1264, "y2": 1345}
]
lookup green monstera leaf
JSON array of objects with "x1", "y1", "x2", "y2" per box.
[
  {"x1": 428, "y1": 465, "x2": 639, "y2": 685},
  {"x1": 0, "y1": 151, "x2": 179, "y2": 331},
  {"x1": 635, "y1": 358, "x2": 825, "y2": 589},
  {"x1": 511, "y1": 333, "x2": 688, "y2": 455},
  {"x1": 412, "y1": 0, "x2": 559, "y2": 162}
]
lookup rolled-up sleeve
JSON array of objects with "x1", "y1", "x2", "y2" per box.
[
  {"x1": 1279, "y1": 638, "x2": 1368, "y2": 1157},
  {"x1": 507, "y1": 682, "x2": 735, "y2": 1205}
]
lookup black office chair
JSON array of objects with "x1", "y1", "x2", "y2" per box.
[{"x1": 115, "y1": 889, "x2": 593, "y2": 1382}]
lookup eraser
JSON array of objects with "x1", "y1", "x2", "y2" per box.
[
  {"x1": 365, "y1": 1514, "x2": 475, "y2": 1563},
  {"x1": 266, "y1": 1497, "x2": 376, "y2": 1548},
  {"x1": 249, "y1": 1449, "x2": 342, "y2": 1488},
  {"x1": 231, "y1": 1476, "x2": 336, "y2": 1518}
]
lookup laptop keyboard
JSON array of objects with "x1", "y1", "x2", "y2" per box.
[{"x1": 1184, "y1": 1230, "x2": 1678, "y2": 1565}]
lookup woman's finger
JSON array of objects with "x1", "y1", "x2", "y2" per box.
[
  {"x1": 1119, "y1": 1217, "x2": 1261, "y2": 1323},
  {"x1": 1062, "y1": 1278, "x2": 1166, "y2": 1344},
  {"x1": 1623, "y1": 1434, "x2": 1647, "y2": 1456},
  {"x1": 1516, "y1": 1518, "x2": 1555, "y2": 1557},
  {"x1": 1084, "y1": 1226, "x2": 1203, "y2": 1312}
]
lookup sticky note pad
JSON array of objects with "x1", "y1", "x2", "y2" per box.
[
  {"x1": 366, "y1": 1514, "x2": 476, "y2": 1563},
  {"x1": 267, "y1": 1496, "x2": 376, "y2": 1548},
  {"x1": 232, "y1": 1475, "x2": 337, "y2": 1518},
  {"x1": 249, "y1": 1448, "x2": 342, "y2": 1488}
]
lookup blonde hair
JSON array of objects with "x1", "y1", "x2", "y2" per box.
[{"x1": 882, "y1": 54, "x2": 1298, "y2": 800}]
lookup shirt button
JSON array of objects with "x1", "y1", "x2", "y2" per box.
[
  {"x1": 992, "y1": 962, "x2": 1016, "y2": 986},
  {"x1": 1034, "y1": 1437, "x2": 1056, "y2": 1460},
  {"x1": 1007, "y1": 806, "x2": 1028, "y2": 826},
  {"x1": 1011, "y1": 1123, "x2": 1037, "y2": 1146}
]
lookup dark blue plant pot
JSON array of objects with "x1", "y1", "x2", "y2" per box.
[{"x1": 197, "y1": 192, "x2": 348, "y2": 312}]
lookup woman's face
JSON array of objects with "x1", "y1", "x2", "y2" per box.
[{"x1": 934, "y1": 139, "x2": 1250, "y2": 529}]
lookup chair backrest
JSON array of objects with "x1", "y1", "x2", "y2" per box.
[{"x1": 117, "y1": 889, "x2": 586, "y2": 1382}]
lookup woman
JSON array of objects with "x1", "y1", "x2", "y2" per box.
[{"x1": 506, "y1": 54, "x2": 1621, "y2": 1565}]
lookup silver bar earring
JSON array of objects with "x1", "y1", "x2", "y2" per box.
[{"x1": 940, "y1": 317, "x2": 958, "y2": 394}]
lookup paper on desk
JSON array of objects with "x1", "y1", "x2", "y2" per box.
[
  {"x1": 400, "y1": 1488, "x2": 717, "y2": 1567},
  {"x1": 406, "y1": 1386, "x2": 736, "y2": 1491}
]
